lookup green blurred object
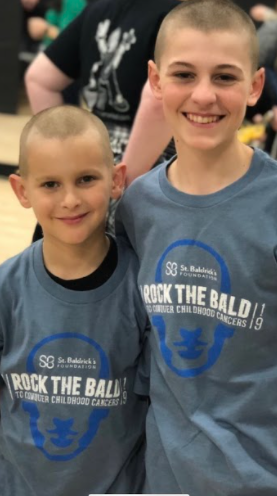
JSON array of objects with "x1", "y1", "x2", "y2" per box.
[{"x1": 43, "y1": 0, "x2": 86, "y2": 47}]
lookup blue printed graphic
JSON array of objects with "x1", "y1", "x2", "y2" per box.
[
  {"x1": 173, "y1": 328, "x2": 208, "y2": 360},
  {"x1": 153, "y1": 239, "x2": 235, "y2": 377},
  {"x1": 47, "y1": 418, "x2": 78, "y2": 448},
  {"x1": 23, "y1": 333, "x2": 109, "y2": 461}
]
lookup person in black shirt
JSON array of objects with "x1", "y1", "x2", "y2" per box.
[{"x1": 25, "y1": 0, "x2": 179, "y2": 160}]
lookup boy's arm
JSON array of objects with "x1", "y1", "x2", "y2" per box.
[{"x1": 123, "y1": 81, "x2": 173, "y2": 186}]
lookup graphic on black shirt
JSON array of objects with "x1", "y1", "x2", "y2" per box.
[
  {"x1": 140, "y1": 240, "x2": 266, "y2": 377},
  {"x1": 4, "y1": 333, "x2": 128, "y2": 461},
  {"x1": 84, "y1": 19, "x2": 136, "y2": 114}
]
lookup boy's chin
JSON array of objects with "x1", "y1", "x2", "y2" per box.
[
  {"x1": 44, "y1": 232, "x2": 105, "y2": 247},
  {"x1": 180, "y1": 139, "x2": 223, "y2": 152},
  {"x1": 178, "y1": 134, "x2": 235, "y2": 153}
]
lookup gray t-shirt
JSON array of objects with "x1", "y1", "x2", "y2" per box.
[
  {"x1": 0, "y1": 239, "x2": 148, "y2": 496},
  {"x1": 116, "y1": 147, "x2": 277, "y2": 495}
]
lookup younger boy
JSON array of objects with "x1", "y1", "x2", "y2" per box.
[
  {"x1": 116, "y1": 1, "x2": 277, "y2": 494},
  {"x1": 0, "y1": 105, "x2": 148, "y2": 496}
]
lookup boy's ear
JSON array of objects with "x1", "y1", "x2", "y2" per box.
[
  {"x1": 9, "y1": 174, "x2": 32, "y2": 209},
  {"x1": 247, "y1": 67, "x2": 265, "y2": 107},
  {"x1": 111, "y1": 163, "x2": 127, "y2": 200},
  {"x1": 148, "y1": 60, "x2": 163, "y2": 100}
]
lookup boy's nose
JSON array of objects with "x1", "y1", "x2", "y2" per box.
[
  {"x1": 191, "y1": 79, "x2": 217, "y2": 106},
  {"x1": 60, "y1": 188, "x2": 81, "y2": 209}
]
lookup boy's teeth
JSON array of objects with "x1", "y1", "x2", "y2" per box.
[{"x1": 187, "y1": 114, "x2": 219, "y2": 124}]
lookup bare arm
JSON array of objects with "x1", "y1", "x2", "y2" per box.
[
  {"x1": 123, "y1": 80, "x2": 173, "y2": 186},
  {"x1": 24, "y1": 52, "x2": 74, "y2": 114}
]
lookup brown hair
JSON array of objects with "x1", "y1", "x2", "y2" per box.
[
  {"x1": 19, "y1": 105, "x2": 114, "y2": 176},
  {"x1": 154, "y1": 0, "x2": 259, "y2": 72}
]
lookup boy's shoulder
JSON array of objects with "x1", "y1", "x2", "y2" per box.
[
  {"x1": 116, "y1": 235, "x2": 140, "y2": 272},
  {"x1": 0, "y1": 242, "x2": 38, "y2": 289},
  {"x1": 125, "y1": 158, "x2": 171, "y2": 199},
  {"x1": 254, "y1": 147, "x2": 277, "y2": 177}
]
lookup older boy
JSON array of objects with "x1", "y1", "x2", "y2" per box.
[
  {"x1": 116, "y1": 1, "x2": 277, "y2": 494},
  {"x1": 0, "y1": 106, "x2": 148, "y2": 496}
]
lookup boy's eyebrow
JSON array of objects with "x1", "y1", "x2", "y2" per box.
[
  {"x1": 33, "y1": 175, "x2": 57, "y2": 182},
  {"x1": 215, "y1": 64, "x2": 243, "y2": 72},
  {"x1": 34, "y1": 168, "x2": 103, "y2": 181},
  {"x1": 168, "y1": 61, "x2": 243, "y2": 72}
]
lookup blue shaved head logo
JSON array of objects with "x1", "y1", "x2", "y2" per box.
[
  {"x1": 23, "y1": 333, "x2": 109, "y2": 461},
  {"x1": 152, "y1": 240, "x2": 235, "y2": 377}
]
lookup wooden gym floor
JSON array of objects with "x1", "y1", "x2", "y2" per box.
[{"x1": 0, "y1": 86, "x2": 36, "y2": 264}]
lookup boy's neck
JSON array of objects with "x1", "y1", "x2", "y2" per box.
[
  {"x1": 42, "y1": 234, "x2": 110, "y2": 280},
  {"x1": 168, "y1": 142, "x2": 253, "y2": 196}
]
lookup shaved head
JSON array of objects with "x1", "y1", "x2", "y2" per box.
[
  {"x1": 19, "y1": 105, "x2": 114, "y2": 176},
  {"x1": 154, "y1": 0, "x2": 259, "y2": 72}
]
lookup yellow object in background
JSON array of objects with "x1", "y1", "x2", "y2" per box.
[
  {"x1": 237, "y1": 124, "x2": 265, "y2": 144},
  {"x1": 238, "y1": 110, "x2": 274, "y2": 145}
]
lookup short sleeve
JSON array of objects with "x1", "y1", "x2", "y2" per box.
[{"x1": 44, "y1": 7, "x2": 87, "y2": 79}]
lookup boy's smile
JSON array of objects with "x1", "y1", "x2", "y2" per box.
[
  {"x1": 184, "y1": 112, "x2": 224, "y2": 126},
  {"x1": 57, "y1": 213, "x2": 89, "y2": 225},
  {"x1": 149, "y1": 28, "x2": 263, "y2": 154},
  {"x1": 186, "y1": 113, "x2": 220, "y2": 122}
]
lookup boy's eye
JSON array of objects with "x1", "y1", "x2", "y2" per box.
[
  {"x1": 79, "y1": 175, "x2": 96, "y2": 184},
  {"x1": 42, "y1": 181, "x2": 59, "y2": 189},
  {"x1": 216, "y1": 74, "x2": 237, "y2": 83},
  {"x1": 174, "y1": 72, "x2": 195, "y2": 80}
]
